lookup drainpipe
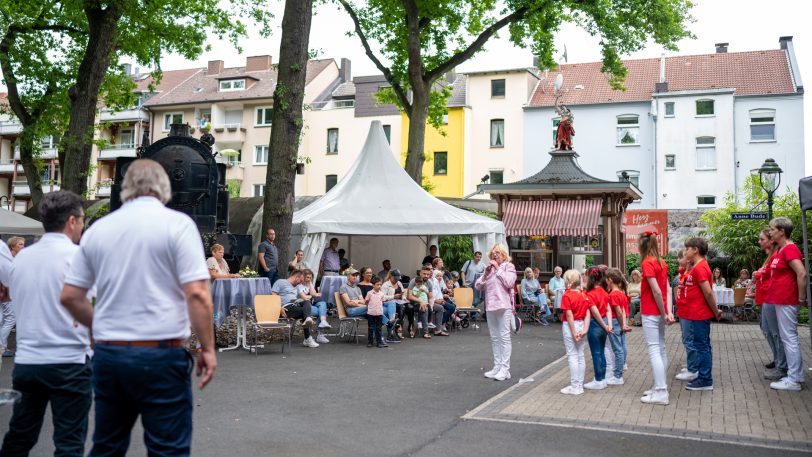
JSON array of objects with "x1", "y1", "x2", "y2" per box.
[{"x1": 652, "y1": 99, "x2": 658, "y2": 209}]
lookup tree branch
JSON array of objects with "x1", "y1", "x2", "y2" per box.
[
  {"x1": 0, "y1": 30, "x2": 32, "y2": 125},
  {"x1": 337, "y1": 0, "x2": 411, "y2": 112}
]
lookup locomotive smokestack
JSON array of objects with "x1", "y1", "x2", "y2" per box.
[{"x1": 169, "y1": 123, "x2": 191, "y2": 138}]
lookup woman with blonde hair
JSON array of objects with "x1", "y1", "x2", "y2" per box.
[
  {"x1": 754, "y1": 228, "x2": 782, "y2": 376},
  {"x1": 206, "y1": 244, "x2": 239, "y2": 279},
  {"x1": 475, "y1": 244, "x2": 517, "y2": 381},
  {"x1": 627, "y1": 269, "x2": 642, "y2": 323}
]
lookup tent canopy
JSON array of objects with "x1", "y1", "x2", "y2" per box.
[
  {"x1": 293, "y1": 121, "x2": 505, "y2": 277},
  {"x1": 0, "y1": 208, "x2": 44, "y2": 236}
]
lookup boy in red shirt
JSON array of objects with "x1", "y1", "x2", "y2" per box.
[
  {"x1": 680, "y1": 238, "x2": 722, "y2": 390},
  {"x1": 559, "y1": 270, "x2": 592, "y2": 395}
]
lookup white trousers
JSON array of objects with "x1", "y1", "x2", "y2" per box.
[
  {"x1": 0, "y1": 301, "x2": 14, "y2": 350},
  {"x1": 775, "y1": 305, "x2": 804, "y2": 383},
  {"x1": 605, "y1": 341, "x2": 616, "y2": 375},
  {"x1": 487, "y1": 309, "x2": 512, "y2": 372},
  {"x1": 642, "y1": 315, "x2": 668, "y2": 391},
  {"x1": 563, "y1": 320, "x2": 586, "y2": 388}
]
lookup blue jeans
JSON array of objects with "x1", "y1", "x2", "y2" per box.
[
  {"x1": 310, "y1": 300, "x2": 328, "y2": 318},
  {"x1": 682, "y1": 318, "x2": 713, "y2": 385},
  {"x1": 607, "y1": 318, "x2": 625, "y2": 379},
  {"x1": 266, "y1": 270, "x2": 278, "y2": 287},
  {"x1": 346, "y1": 306, "x2": 368, "y2": 318},
  {"x1": 586, "y1": 318, "x2": 608, "y2": 381},
  {"x1": 89, "y1": 345, "x2": 194, "y2": 457},
  {"x1": 440, "y1": 301, "x2": 456, "y2": 324},
  {"x1": 383, "y1": 301, "x2": 397, "y2": 325},
  {"x1": 762, "y1": 304, "x2": 787, "y2": 371}
]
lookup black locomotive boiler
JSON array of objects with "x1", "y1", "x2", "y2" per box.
[{"x1": 109, "y1": 123, "x2": 253, "y2": 263}]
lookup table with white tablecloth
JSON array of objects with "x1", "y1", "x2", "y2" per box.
[
  {"x1": 319, "y1": 275, "x2": 347, "y2": 305},
  {"x1": 211, "y1": 277, "x2": 272, "y2": 351},
  {"x1": 714, "y1": 287, "x2": 734, "y2": 305}
]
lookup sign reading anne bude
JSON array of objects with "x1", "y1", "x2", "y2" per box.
[
  {"x1": 731, "y1": 213, "x2": 769, "y2": 220},
  {"x1": 622, "y1": 210, "x2": 668, "y2": 255}
]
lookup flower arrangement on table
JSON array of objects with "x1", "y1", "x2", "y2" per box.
[{"x1": 238, "y1": 267, "x2": 259, "y2": 278}]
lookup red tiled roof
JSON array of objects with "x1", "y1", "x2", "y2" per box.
[
  {"x1": 135, "y1": 68, "x2": 203, "y2": 93},
  {"x1": 529, "y1": 49, "x2": 797, "y2": 107}
]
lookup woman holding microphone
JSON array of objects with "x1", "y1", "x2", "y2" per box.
[{"x1": 475, "y1": 244, "x2": 517, "y2": 382}]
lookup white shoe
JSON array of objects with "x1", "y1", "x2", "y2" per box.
[
  {"x1": 417, "y1": 322, "x2": 423, "y2": 330},
  {"x1": 675, "y1": 371, "x2": 698, "y2": 381},
  {"x1": 493, "y1": 369, "x2": 511, "y2": 381},
  {"x1": 302, "y1": 337, "x2": 319, "y2": 348},
  {"x1": 623, "y1": 363, "x2": 628, "y2": 371},
  {"x1": 643, "y1": 389, "x2": 653, "y2": 396},
  {"x1": 484, "y1": 367, "x2": 499, "y2": 379},
  {"x1": 303, "y1": 317, "x2": 315, "y2": 329},
  {"x1": 679, "y1": 367, "x2": 689, "y2": 373},
  {"x1": 560, "y1": 385, "x2": 584, "y2": 395},
  {"x1": 770, "y1": 377, "x2": 802, "y2": 391},
  {"x1": 428, "y1": 323, "x2": 436, "y2": 329},
  {"x1": 584, "y1": 380, "x2": 607, "y2": 390},
  {"x1": 606, "y1": 376, "x2": 625, "y2": 386},
  {"x1": 318, "y1": 320, "x2": 331, "y2": 329},
  {"x1": 316, "y1": 334, "x2": 330, "y2": 344},
  {"x1": 640, "y1": 391, "x2": 669, "y2": 405}
]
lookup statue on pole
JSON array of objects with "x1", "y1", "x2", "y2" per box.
[{"x1": 552, "y1": 73, "x2": 574, "y2": 150}]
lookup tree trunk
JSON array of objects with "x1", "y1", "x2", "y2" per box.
[
  {"x1": 17, "y1": 133, "x2": 44, "y2": 209},
  {"x1": 404, "y1": 89, "x2": 430, "y2": 184},
  {"x1": 60, "y1": 2, "x2": 121, "y2": 196},
  {"x1": 263, "y1": 0, "x2": 314, "y2": 275}
]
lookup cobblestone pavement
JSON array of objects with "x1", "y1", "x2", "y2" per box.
[{"x1": 464, "y1": 323, "x2": 812, "y2": 452}]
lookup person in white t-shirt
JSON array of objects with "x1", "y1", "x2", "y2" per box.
[
  {"x1": 61, "y1": 159, "x2": 215, "y2": 457},
  {"x1": 0, "y1": 191, "x2": 91, "y2": 457}
]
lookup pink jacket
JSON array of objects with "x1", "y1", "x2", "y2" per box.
[{"x1": 474, "y1": 262, "x2": 517, "y2": 312}]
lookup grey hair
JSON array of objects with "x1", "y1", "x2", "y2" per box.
[
  {"x1": 120, "y1": 159, "x2": 172, "y2": 204},
  {"x1": 769, "y1": 217, "x2": 794, "y2": 238}
]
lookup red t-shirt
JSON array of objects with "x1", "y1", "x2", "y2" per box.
[
  {"x1": 608, "y1": 289, "x2": 629, "y2": 319},
  {"x1": 586, "y1": 287, "x2": 609, "y2": 317},
  {"x1": 561, "y1": 289, "x2": 590, "y2": 320},
  {"x1": 754, "y1": 253, "x2": 775, "y2": 306},
  {"x1": 675, "y1": 267, "x2": 687, "y2": 308},
  {"x1": 766, "y1": 243, "x2": 803, "y2": 305},
  {"x1": 679, "y1": 258, "x2": 715, "y2": 320},
  {"x1": 640, "y1": 256, "x2": 668, "y2": 315}
]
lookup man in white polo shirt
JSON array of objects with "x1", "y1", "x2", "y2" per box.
[
  {"x1": 0, "y1": 191, "x2": 90, "y2": 457},
  {"x1": 61, "y1": 159, "x2": 215, "y2": 457}
]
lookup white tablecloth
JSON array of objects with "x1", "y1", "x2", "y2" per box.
[
  {"x1": 212, "y1": 278, "x2": 272, "y2": 327},
  {"x1": 320, "y1": 275, "x2": 346, "y2": 305},
  {"x1": 715, "y1": 288, "x2": 734, "y2": 305}
]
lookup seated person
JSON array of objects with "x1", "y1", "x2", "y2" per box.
[
  {"x1": 338, "y1": 249, "x2": 350, "y2": 274},
  {"x1": 433, "y1": 269, "x2": 455, "y2": 329},
  {"x1": 407, "y1": 266, "x2": 446, "y2": 338},
  {"x1": 378, "y1": 259, "x2": 392, "y2": 282},
  {"x1": 521, "y1": 267, "x2": 551, "y2": 325},
  {"x1": 297, "y1": 269, "x2": 331, "y2": 344},
  {"x1": 271, "y1": 271, "x2": 318, "y2": 348},
  {"x1": 288, "y1": 249, "x2": 308, "y2": 273},
  {"x1": 449, "y1": 271, "x2": 461, "y2": 288},
  {"x1": 207, "y1": 243, "x2": 240, "y2": 279},
  {"x1": 734, "y1": 269, "x2": 751, "y2": 288},
  {"x1": 381, "y1": 269, "x2": 406, "y2": 343},
  {"x1": 339, "y1": 267, "x2": 367, "y2": 318}
]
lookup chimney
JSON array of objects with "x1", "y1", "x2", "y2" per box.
[
  {"x1": 715, "y1": 42, "x2": 729, "y2": 53},
  {"x1": 134, "y1": 67, "x2": 141, "y2": 79},
  {"x1": 532, "y1": 56, "x2": 540, "y2": 68},
  {"x1": 246, "y1": 55, "x2": 272, "y2": 72},
  {"x1": 123, "y1": 63, "x2": 132, "y2": 75},
  {"x1": 779, "y1": 36, "x2": 793, "y2": 50},
  {"x1": 655, "y1": 53, "x2": 668, "y2": 93},
  {"x1": 339, "y1": 58, "x2": 351, "y2": 82},
  {"x1": 208, "y1": 60, "x2": 224, "y2": 75}
]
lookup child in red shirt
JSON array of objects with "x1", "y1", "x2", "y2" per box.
[
  {"x1": 605, "y1": 268, "x2": 631, "y2": 384},
  {"x1": 559, "y1": 269, "x2": 592, "y2": 395},
  {"x1": 584, "y1": 266, "x2": 612, "y2": 390}
]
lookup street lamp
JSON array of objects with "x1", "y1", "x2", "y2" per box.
[{"x1": 758, "y1": 158, "x2": 783, "y2": 220}]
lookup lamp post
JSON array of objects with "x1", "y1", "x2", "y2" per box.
[{"x1": 758, "y1": 158, "x2": 783, "y2": 220}]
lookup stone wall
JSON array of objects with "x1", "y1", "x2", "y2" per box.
[{"x1": 666, "y1": 209, "x2": 707, "y2": 254}]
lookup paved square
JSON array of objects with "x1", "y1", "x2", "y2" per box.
[{"x1": 464, "y1": 323, "x2": 812, "y2": 452}]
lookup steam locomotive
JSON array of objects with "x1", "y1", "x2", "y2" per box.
[{"x1": 109, "y1": 124, "x2": 253, "y2": 262}]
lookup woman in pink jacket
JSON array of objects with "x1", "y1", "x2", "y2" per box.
[{"x1": 475, "y1": 244, "x2": 517, "y2": 381}]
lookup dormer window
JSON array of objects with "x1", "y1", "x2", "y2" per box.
[{"x1": 220, "y1": 79, "x2": 245, "y2": 91}]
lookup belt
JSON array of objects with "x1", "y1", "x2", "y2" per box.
[
  {"x1": 324, "y1": 269, "x2": 339, "y2": 273},
  {"x1": 96, "y1": 339, "x2": 184, "y2": 348}
]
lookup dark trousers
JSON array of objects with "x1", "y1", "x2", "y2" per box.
[
  {"x1": 0, "y1": 361, "x2": 92, "y2": 457},
  {"x1": 367, "y1": 315, "x2": 383, "y2": 345},
  {"x1": 587, "y1": 319, "x2": 608, "y2": 382},
  {"x1": 441, "y1": 301, "x2": 456, "y2": 324},
  {"x1": 284, "y1": 301, "x2": 312, "y2": 339},
  {"x1": 89, "y1": 345, "x2": 194, "y2": 457},
  {"x1": 266, "y1": 270, "x2": 279, "y2": 287}
]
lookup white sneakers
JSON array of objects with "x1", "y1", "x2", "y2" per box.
[
  {"x1": 584, "y1": 380, "x2": 607, "y2": 390},
  {"x1": 560, "y1": 385, "x2": 584, "y2": 395},
  {"x1": 316, "y1": 334, "x2": 330, "y2": 344},
  {"x1": 493, "y1": 369, "x2": 511, "y2": 381},
  {"x1": 428, "y1": 323, "x2": 436, "y2": 329},
  {"x1": 606, "y1": 376, "x2": 625, "y2": 386},
  {"x1": 303, "y1": 317, "x2": 315, "y2": 329},
  {"x1": 301, "y1": 336, "x2": 320, "y2": 348},
  {"x1": 640, "y1": 391, "x2": 669, "y2": 405},
  {"x1": 484, "y1": 367, "x2": 499, "y2": 379},
  {"x1": 318, "y1": 320, "x2": 331, "y2": 329},
  {"x1": 675, "y1": 370, "x2": 698, "y2": 381},
  {"x1": 770, "y1": 377, "x2": 802, "y2": 391}
]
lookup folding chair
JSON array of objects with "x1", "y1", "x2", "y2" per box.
[
  {"x1": 453, "y1": 288, "x2": 481, "y2": 332},
  {"x1": 334, "y1": 292, "x2": 364, "y2": 344},
  {"x1": 732, "y1": 287, "x2": 757, "y2": 321},
  {"x1": 514, "y1": 284, "x2": 540, "y2": 324},
  {"x1": 252, "y1": 295, "x2": 292, "y2": 355}
]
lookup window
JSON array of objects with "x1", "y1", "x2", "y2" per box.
[
  {"x1": 254, "y1": 145, "x2": 269, "y2": 165},
  {"x1": 552, "y1": 118, "x2": 560, "y2": 145},
  {"x1": 616, "y1": 170, "x2": 640, "y2": 187},
  {"x1": 665, "y1": 154, "x2": 676, "y2": 170},
  {"x1": 325, "y1": 174, "x2": 337, "y2": 193},
  {"x1": 118, "y1": 129, "x2": 134, "y2": 147},
  {"x1": 224, "y1": 110, "x2": 242, "y2": 127},
  {"x1": 616, "y1": 115, "x2": 639, "y2": 145},
  {"x1": 327, "y1": 128, "x2": 339, "y2": 154},
  {"x1": 750, "y1": 109, "x2": 776, "y2": 141},
  {"x1": 198, "y1": 109, "x2": 211, "y2": 129},
  {"x1": 489, "y1": 170, "x2": 504, "y2": 184},
  {"x1": 434, "y1": 152, "x2": 447, "y2": 175},
  {"x1": 490, "y1": 119, "x2": 504, "y2": 148},
  {"x1": 41, "y1": 136, "x2": 57, "y2": 150},
  {"x1": 697, "y1": 195, "x2": 716, "y2": 207},
  {"x1": 441, "y1": 110, "x2": 449, "y2": 125},
  {"x1": 491, "y1": 79, "x2": 506, "y2": 97},
  {"x1": 255, "y1": 107, "x2": 273, "y2": 126},
  {"x1": 696, "y1": 99, "x2": 714, "y2": 116},
  {"x1": 382, "y1": 124, "x2": 391, "y2": 144},
  {"x1": 664, "y1": 102, "x2": 675, "y2": 117},
  {"x1": 163, "y1": 113, "x2": 183, "y2": 131},
  {"x1": 695, "y1": 136, "x2": 716, "y2": 170},
  {"x1": 219, "y1": 79, "x2": 246, "y2": 91},
  {"x1": 253, "y1": 184, "x2": 265, "y2": 197},
  {"x1": 225, "y1": 149, "x2": 241, "y2": 166}
]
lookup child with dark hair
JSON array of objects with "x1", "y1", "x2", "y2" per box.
[
  {"x1": 365, "y1": 277, "x2": 388, "y2": 348},
  {"x1": 605, "y1": 268, "x2": 631, "y2": 385},
  {"x1": 584, "y1": 266, "x2": 612, "y2": 390}
]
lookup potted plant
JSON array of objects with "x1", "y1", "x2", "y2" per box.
[{"x1": 296, "y1": 155, "x2": 311, "y2": 175}]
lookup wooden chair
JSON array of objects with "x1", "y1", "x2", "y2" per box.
[
  {"x1": 452, "y1": 287, "x2": 481, "y2": 332},
  {"x1": 335, "y1": 292, "x2": 364, "y2": 344},
  {"x1": 252, "y1": 295, "x2": 292, "y2": 355},
  {"x1": 732, "y1": 287, "x2": 757, "y2": 321}
]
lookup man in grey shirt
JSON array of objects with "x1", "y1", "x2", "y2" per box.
[
  {"x1": 339, "y1": 268, "x2": 365, "y2": 318},
  {"x1": 320, "y1": 238, "x2": 340, "y2": 276},
  {"x1": 407, "y1": 266, "x2": 444, "y2": 336},
  {"x1": 258, "y1": 228, "x2": 279, "y2": 285},
  {"x1": 271, "y1": 271, "x2": 317, "y2": 348}
]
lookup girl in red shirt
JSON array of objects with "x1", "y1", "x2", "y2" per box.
[
  {"x1": 584, "y1": 266, "x2": 612, "y2": 390},
  {"x1": 605, "y1": 268, "x2": 630, "y2": 385},
  {"x1": 754, "y1": 229, "x2": 781, "y2": 375},
  {"x1": 638, "y1": 231, "x2": 673, "y2": 405},
  {"x1": 559, "y1": 269, "x2": 592, "y2": 395}
]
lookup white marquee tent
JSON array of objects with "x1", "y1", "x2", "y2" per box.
[
  {"x1": 0, "y1": 207, "x2": 44, "y2": 237},
  {"x1": 293, "y1": 121, "x2": 505, "y2": 278}
]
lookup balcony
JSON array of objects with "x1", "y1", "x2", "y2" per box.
[
  {"x1": 212, "y1": 123, "x2": 246, "y2": 146},
  {"x1": 95, "y1": 179, "x2": 113, "y2": 197},
  {"x1": 0, "y1": 119, "x2": 22, "y2": 135},
  {"x1": 14, "y1": 147, "x2": 57, "y2": 160},
  {"x1": 99, "y1": 107, "x2": 150, "y2": 123},
  {"x1": 98, "y1": 144, "x2": 138, "y2": 160},
  {"x1": 12, "y1": 181, "x2": 61, "y2": 197},
  {"x1": 0, "y1": 159, "x2": 23, "y2": 175}
]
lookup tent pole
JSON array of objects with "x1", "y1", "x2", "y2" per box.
[{"x1": 801, "y1": 210, "x2": 811, "y2": 356}]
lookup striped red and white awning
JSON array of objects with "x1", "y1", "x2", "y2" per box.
[{"x1": 503, "y1": 199, "x2": 602, "y2": 237}]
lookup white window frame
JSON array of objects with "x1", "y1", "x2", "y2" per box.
[
  {"x1": 327, "y1": 128, "x2": 339, "y2": 154},
  {"x1": 219, "y1": 79, "x2": 246, "y2": 92},
  {"x1": 749, "y1": 108, "x2": 776, "y2": 142},
  {"x1": 695, "y1": 136, "x2": 716, "y2": 170},
  {"x1": 255, "y1": 106, "x2": 273, "y2": 127},
  {"x1": 616, "y1": 114, "x2": 640, "y2": 146},
  {"x1": 118, "y1": 129, "x2": 135, "y2": 148},
  {"x1": 695, "y1": 99, "x2": 715, "y2": 117},
  {"x1": 489, "y1": 169, "x2": 504, "y2": 184},
  {"x1": 697, "y1": 195, "x2": 716, "y2": 208},
  {"x1": 382, "y1": 124, "x2": 392, "y2": 144},
  {"x1": 254, "y1": 145, "x2": 269, "y2": 165},
  {"x1": 163, "y1": 112, "x2": 183, "y2": 131},
  {"x1": 197, "y1": 109, "x2": 212, "y2": 129},
  {"x1": 616, "y1": 170, "x2": 640, "y2": 188},
  {"x1": 490, "y1": 119, "x2": 505, "y2": 148},
  {"x1": 664, "y1": 102, "x2": 675, "y2": 117},
  {"x1": 664, "y1": 154, "x2": 676, "y2": 170},
  {"x1": 253, "y1": 184, "x2": 265, "y2": 197},
  {"x1": 325, "y1": 174, "x2": 338, "y2": 193}
]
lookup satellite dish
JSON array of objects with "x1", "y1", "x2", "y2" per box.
[{"x1": 554, "y1": 74, "x2": 564, "y2": 93}]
